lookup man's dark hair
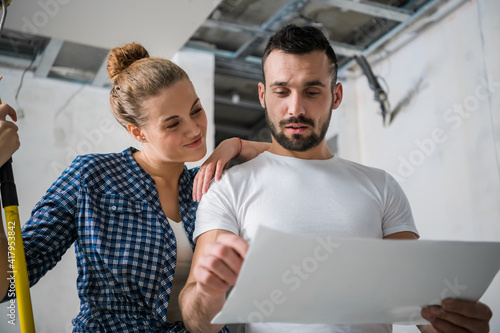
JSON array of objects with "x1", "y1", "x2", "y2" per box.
[{"x1": 261, "y1": 24, "x2": 338, "y2": 86}]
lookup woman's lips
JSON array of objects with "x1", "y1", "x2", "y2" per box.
[{"x1": 185, "y1": 136, "x2": 203, "y2": 148}]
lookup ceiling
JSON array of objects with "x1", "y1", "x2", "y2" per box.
[
  {"x1": 0, "y1": 0, "x2": 467, "y2": 147},
  {"x1": 184, "y1": 0, "x2": 467, "y2": 146}
]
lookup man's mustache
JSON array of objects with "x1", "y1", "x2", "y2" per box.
[{"x1": 279, "y1": 116, "x2": 315, "y2": 127}]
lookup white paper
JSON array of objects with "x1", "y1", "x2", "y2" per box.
[{"x1": 212, "y1": 226, "x2": 500, "y2": 325}]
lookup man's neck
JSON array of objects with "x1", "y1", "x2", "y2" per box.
[{"x1": 267, "y1": 140, "x2": 334, "y2": 160}]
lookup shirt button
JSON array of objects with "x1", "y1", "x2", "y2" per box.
[{"x1": 111, "y1": 206, "x2": 117, "y2": 211}]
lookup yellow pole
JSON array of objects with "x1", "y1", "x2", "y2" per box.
[
  {"x1": 1, "y1": 87, "x2": 36, "y2": 331},
  {"x1": 3, "y1": 205, "x2": 36, "y2": 333}
]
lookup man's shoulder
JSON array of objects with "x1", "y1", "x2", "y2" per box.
[
  {"x1": 224, "y1": 151, "x2": 269, "y2": 176},
  {"x1": 333, "y1": 157, "x2": 389, "y2": 183},
  {"x1": 336, "y1": 156, "x2": 385, "y2": 172}
]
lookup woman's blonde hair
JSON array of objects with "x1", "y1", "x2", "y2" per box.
[{"x1": 107, "y1": 42, "x2": 189, "y2": 128}]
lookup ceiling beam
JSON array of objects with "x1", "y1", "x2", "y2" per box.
[
  {"x1": 92, "y1": 58, "x2": 110, "y2": 87},
  {"x1": 331, "y1": 41, "x2": 364, "y2": 57},
  {"x1": 234, "y1": 0, "x2": 309, "y2": 59},
  {"x1": 34, "y1": 38, "x2": 63, "y2": 78},
  {"x1": 202, "y1": 19, "x2": 262, "y2": 35},
  {"x1": 339, "y1": 0, "x2": 450, "y2": 72},
  {"x1": 183, "y1": 42, "x2": 262, "y2": 64},
  {"x1": 315, "y1": 0, "x2": 412, "y2": 22},
  {"x1": 215, "y1": 57, "x2": 262, "y2": 81},
  {"x1": 0, "y1": 53, "x2": 42, "y2": 70},
  {"x1": 188, "y1": 31, "x2": 362, "y2": 60}
]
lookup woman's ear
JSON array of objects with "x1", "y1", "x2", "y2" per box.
[{"x1": 127, "y1": 124, "x2": 147, "y2": 143}]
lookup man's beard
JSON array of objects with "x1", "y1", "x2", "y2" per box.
[{"x1": 265, "y1": 109, "x2": 332, "y2": 152}]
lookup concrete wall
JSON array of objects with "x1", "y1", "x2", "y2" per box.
[
  {"x1": 335, "y1": 0, "x2": 500, "y2": 331},
  {"x1": 0, "y1": 49, "x2": 214, "y2": 332}
]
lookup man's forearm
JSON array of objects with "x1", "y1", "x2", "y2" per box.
[{"x1": 179, "y1": 282, "x2": 226, "y2": 333}]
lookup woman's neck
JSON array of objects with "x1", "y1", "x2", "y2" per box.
[{"x1": 133, "y1": 150, "x2": 184, "y2": 188}]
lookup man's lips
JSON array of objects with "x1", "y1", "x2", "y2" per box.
[{"x1": 285, "y1": 123, "x2": 309, "y2": 134}]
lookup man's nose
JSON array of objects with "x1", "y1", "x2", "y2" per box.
[{"x1": 287, "y1": 92, "x2": 305, "y2": 117}]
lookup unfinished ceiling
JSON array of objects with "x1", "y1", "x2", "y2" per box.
[
  {"x1": 183, "y1": 0, "x2": 468, "y2": 145},
  {"x1": 0, "y1": 0, "x2": 468, "y2": 147}
]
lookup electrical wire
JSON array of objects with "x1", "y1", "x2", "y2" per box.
[
  {"x1": 0, "y1": 0, "x2": 7, "y2": 34},
  {"x1": 14, "y1": 53, "x2": 37, "y2": 119},
  {"x1": 376, "y1": 75, "x2": 390, "y2": 96},
  {"x1": 54, "y1": 84, "x2": 85, "y2": 121}
]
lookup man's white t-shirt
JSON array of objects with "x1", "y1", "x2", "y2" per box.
[{"x1": 194, "y1": 151, "x2": 419, "y2": 333}]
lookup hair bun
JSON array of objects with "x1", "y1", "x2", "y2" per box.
[{"x1": 107, "y1": 42, "x2": 149, "y2": 83}]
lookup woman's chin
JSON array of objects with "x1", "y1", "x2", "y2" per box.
[{"x1": 185, "y1": 146, "x2": 207, "y2": 163}]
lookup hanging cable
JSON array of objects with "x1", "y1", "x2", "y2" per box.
[
  {"x1": 354, "y1": 55, "x2": 391, "y2": 126},
  {"x1": 14, "y1": 53, "x2": 37, "y2": 119},
  {"x1": 0, "y1": 0, "x2": 8, "y2": 34}
]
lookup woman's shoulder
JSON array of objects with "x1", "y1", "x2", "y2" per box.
[
  {"x1": 73, "y1": 148, "x2": 133, "y2": 169},
  {"x1": 67, "y1": 148, "x2": 136, "y2": 186}
]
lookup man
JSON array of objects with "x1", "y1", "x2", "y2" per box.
[{"x1": 179, "y1": 25, "x2": 492, "y2": 333}]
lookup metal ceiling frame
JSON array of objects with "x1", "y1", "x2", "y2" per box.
[
  {"x1": 184, "y1": 0, "x2": 448, "y2": 80},
  {"x1": 316, "y1": 0, "x2": 413, "y2": 22},
  {"x1": 34, "y1": 38, "x2": 63, "y2": 78},
  {"x1": 20, "y1": 0, "x2": 457, "y2": 89},
  {"x1": 200, "y1": 0, "x2": 468, "y2": 142},
  {"x1": 233, "y1": 0, "x2": 309, "y2": 59},
  {"x1": 0, "y1": 0, "x2": 471, "y2": 144}
]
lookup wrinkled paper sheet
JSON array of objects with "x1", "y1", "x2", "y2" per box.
[{"x1": 212, "y1": 226, "x2": 500, "y2": 325}]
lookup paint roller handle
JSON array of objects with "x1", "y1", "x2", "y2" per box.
[
  {"x1": 0, "y1": 158, "x2": 36, "y2": 332},
  {"x1": 0, "y1": 157, "x2": 19, "y2": 207}
]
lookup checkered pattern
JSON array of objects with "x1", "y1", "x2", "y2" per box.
[{"x1": 18, "y1": 148, "x2": 228, "y2": 333}]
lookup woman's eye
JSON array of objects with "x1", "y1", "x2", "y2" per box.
[
  {"x1": 166, "y1": 122, "x2": 179, "y2": 129},
  {"x1": 191, "y1": 108, "x2": 203, "y2": 116}
]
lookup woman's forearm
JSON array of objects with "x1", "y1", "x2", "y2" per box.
[{"x1": 238, "y1": 139, "x2": 270, "y2": 161}]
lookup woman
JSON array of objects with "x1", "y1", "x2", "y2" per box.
[{"x1": 0, "y1": 43, "x2": 269, "y2": 332}]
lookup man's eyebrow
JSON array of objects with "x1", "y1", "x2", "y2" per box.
[
  {"x1": 269, "y1": 80, "x2": 326, "y2": 88},
  {"x1": 270, "y1": 81, "x2": 288, "y2": 87},
  {"x1": 304, "y1": 80, "x2": 326, "y2": 88}
]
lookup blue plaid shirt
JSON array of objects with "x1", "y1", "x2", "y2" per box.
[{"x1": 18, "y1": 147, "x2": 228, "y2": 332}]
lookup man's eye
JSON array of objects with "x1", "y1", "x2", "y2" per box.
[{"x1": 306, "y1": 90, "x2": 320, "y2": 96}]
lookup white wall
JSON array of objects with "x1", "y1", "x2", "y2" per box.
[
  {"x1": 172, "y1": 49, "x2": 216, "y2": 168},
  {"x1": 335, "y1": 0, "x2": 500, "y2": 331},
  {"x1": 0, "y1": 50, "x2": 214, "y2": 332}
]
